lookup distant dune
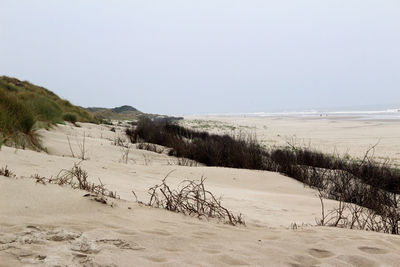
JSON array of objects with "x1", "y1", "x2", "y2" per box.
[{"x1": 86, "y1": 105, "x2": 143, "y2": 121}]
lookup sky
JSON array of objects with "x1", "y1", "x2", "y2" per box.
[{"x1": 1, "y1": 1, "x2": 399, "y2": 115}]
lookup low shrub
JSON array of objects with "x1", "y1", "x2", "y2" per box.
[{"x1": 126, "y1": 118, "x2": 265, "y2": 170}]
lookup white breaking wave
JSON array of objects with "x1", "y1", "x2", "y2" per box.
[
  {"x1": 240, "y1": 108, "x2": 400, "y2": 120},
  {"x1": 195, "y1": 107, "x2": 400, "y2": 120}
]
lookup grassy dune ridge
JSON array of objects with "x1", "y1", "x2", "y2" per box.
[
  {"x1": 86, "y1": 105, "x2": 143, "y2": 121},
  {"x1": 0, "y1": 76, "x2": 97, "y2": 149}
]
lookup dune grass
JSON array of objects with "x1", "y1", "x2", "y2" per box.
[
  {"x1": 63, "y1": 113, "x2": 78, "y2": 124},
  {"x1": 0, "y1": 76, "x2": 97, "y2": 150},
  {"x1": 0, "y1": 89, "x2": 41, "y2": 149}
]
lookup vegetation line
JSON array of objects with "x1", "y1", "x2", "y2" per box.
[{"x1": 126, "y1": 117, "x2": 400, "y2": 234}]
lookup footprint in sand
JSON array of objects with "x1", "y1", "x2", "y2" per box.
[
  {"x1": 72, "y1": 253, "x2": 93, "y2": 265},
  {"x1": 70, "y1": 238, "x2": 100, "y2": 254},
  {"x1": 3, "y1": 247, "x2": 47, "y2": 265},
  {"x1": 358, "y1": 246, "x2": 388, "y2": 255},
  {"x1": 308, "y1": 248, "x2": 334, "y2": 258},
  {"x1": 0, "y1": 234, "x2": 17, "y2": 244},
  {"x1": 46, "y1": 229, "x2": 82, "y2": 242}
]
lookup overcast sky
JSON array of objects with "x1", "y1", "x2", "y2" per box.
[{"x1": 1, "y1": 1, "x2": 399, "y2": 115}]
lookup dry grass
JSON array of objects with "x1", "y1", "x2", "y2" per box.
[
  {"x1": 146, "y1": 172, "x2": 245, "y2": 226},
  {"x1": 136, "y1": 142, "x2": 164, "y2": 154},
  {"x1": 0, "y1": 164, "x2": 118, "y2": 206},
  {"x1": 66, "y1": 132, "x2": 88, "y2": 160},
  {"x1": 112, "y1": 137, "x2": 130, "y2": 148},
  {"x1": 176, "y1": 158, "x2": 199, "y2": 167},
  {"x1": 0, "y1": 165, "x2": 15, "y2": 178},
  {"x1": 32, "y1": 164, "x2": 119, "y2": 202},
  {"x1": 111, "y1": 136, "x2": 132, "y2": 164},
  {"x1": 119, "y1": 145, "x2": 132, "y2": 164},
  {"x1": 317, "y1": 190, "x2": 400, "y2": 234}
]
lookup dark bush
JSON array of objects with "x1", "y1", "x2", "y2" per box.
[{"x1": 126, "y1": 118, "x2": 265, "y2": 170}]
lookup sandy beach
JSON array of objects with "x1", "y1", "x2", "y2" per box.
[
  {"x1": 0, "y1": 117, "x2": 399, "y2": 266},
  {"x1": 183, "y1": 115, "x2": 400, "y2": 165},
  {"x1": 2, "y1": 0, "x2": 400, "y2": 265}
]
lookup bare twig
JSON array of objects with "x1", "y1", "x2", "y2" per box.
[
  {"x1": 147, "y1": 174, "x2": 244, "y2": 226},
  {"x1": 67, "y1": 135, "x2": 75, "y2": 158}
]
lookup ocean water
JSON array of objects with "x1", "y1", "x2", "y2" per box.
[
  {"x1": 244, "y1": 108, "x2": 400, "y2": 120},
  {"x1": 203, "y1": 106, "x2": 400, "y2": 121}
]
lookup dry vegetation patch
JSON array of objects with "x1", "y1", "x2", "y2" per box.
[
  {"x1": 0, "y1": 165, "x2": 15, "y2": 178},
  {"x1": 0, "y1": 164, "x2": 118, "y2": 205},
  {"x1": 145, "y1": 173, "x2": 245, "y2": 226}
]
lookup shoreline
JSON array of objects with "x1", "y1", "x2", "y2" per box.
[{"x1": 185, "y1": 113, "x2": 400, "y2": 122}]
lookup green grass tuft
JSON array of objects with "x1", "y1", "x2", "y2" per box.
[{"x1": 63, "y1": 113, "x2": 78, "y2": 124}]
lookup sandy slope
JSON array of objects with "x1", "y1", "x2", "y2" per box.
[{"x1": 1, "y1": 122, "x2": 400, "y2": 266}]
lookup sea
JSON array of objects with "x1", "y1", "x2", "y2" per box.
[{"x1": 198, "y1": 105, "x2": 400, "y2": 121}]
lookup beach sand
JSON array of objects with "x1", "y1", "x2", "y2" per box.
[
  {"x1": 1, "y1": 119, "x2": 400, "y2": 266},
  {"x1": 183, "y1": 115, "x2": 400, "y2": 164}
]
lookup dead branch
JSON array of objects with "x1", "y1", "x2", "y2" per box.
[{"x1": 147, "y1": 175, "x2": 244, "y2": 226}]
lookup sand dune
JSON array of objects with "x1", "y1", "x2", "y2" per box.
[{"x1": 1, "y1": 121, "x2": 400, "y2": 266}]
